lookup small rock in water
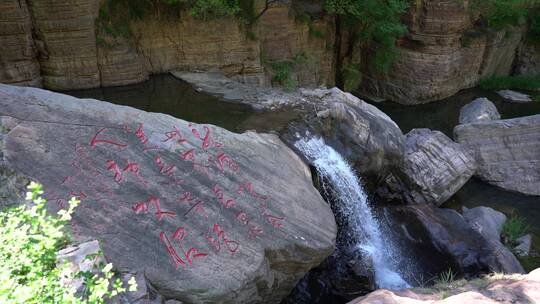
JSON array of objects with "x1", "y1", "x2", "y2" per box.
[
  {"x1": 514, "y1": 234, "x2": 532, "y2": 257},
  {"x1": 497, "y1": 90, "x2": 532, "y2": 103},
  {"x1": 459, "y1": 98, "x2": 500, "y2": 124}
]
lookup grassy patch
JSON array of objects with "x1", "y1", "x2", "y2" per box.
[
  {"x1": 502, "y1": 213, "x2": 530, "y2": 245},
  {"x1": 478, "y1": 75, "x2": 540, "y2": 91}
]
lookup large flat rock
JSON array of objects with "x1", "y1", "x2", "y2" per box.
[
  {"x1": 454, "y1": 115, "x2": 540, "y2": 196},
  {"x1": 0, "y1": 84, "x2": 336, "y2": 303}
]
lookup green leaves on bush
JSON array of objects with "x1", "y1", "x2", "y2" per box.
[
  {"x1": 0, "y1": 182, "x2": 136, "y2": 304},
  {"x1": 502, "y1": 213, "x2": 530, "y2": 245}
]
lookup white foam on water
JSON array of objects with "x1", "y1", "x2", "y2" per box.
[{"x1": 295, "y1": 136, "x2": 410, "y2": 290}]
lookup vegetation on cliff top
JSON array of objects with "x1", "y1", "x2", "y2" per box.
[{"x1": 0, "y1": 183, "x2": 136, "y2": 303}]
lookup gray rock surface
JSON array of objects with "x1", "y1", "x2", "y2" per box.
[
  {"x1": 497, "y1": 90, "x2": 532, "y2": 103},
  {"x1": 454, "y1": 114, "x2": 540, "y2": 196},
  {"x1": 515, "y1": 234, "x2": 532, "y2": 257},
  {"x1": 386, "y1": 205, "x2": 524, "y2": 275},
  {"x1": 462, "y1": 206, "x2": 506, "y2": 240},
  {"x1": 292, "y1": 88, "x2": 406, "y2": 184},
  {"x1": 57, "y1": 240, "x2": 104, "y2": 292},
  {"x1": 459, "y1": 98, "x2": 500, "y2": 124},
  {"x1": 0, "y1": 84, "x2": 337, "y2": 303},
  {"x1": 379, "y1": 129, "x2": 476, "y2": 206}
]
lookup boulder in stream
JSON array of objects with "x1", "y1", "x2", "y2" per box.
[
  {"x1": 285, "y1": 88, "x2": 406, "y2": 186},
  {"x1": 458, "y1": 98, "x2": 500, "y2": 124},
  {"x1": 497, "y1": 90, "x2": 533, "y2": 103},
  {"x1": 0, "y1": 84, "x2": 337, "y2": 303},
  {"x1": 454, "y1": 114, "x2": 540, "y2": 196},
  {"x1": 462, "y1": 206, "x2": 506, "y2": 241},
  {"x1": 378, "y1": 129, "x2": 476, "y2": 206},
  {"x1": 385, "y1": 205, "x2": 524, "y2": 276}
]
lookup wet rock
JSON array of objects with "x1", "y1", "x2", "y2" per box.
[
  {"x1": 514, "y1": 234, "x2": 532, "y2": 257},
  {"x1": 458, "y1": 98, "x2": 500, "y2": 124},
  {"x1": 287, "y1": 88, "x2": 405, "y2": 184},
  {"x1": 379, "y1": 129, "x2": 476, "y2": 206},
  {"x1": 385, "y1": 205, "x2": 524, "y2": 275},
  {"x1": 0, "y1": 84, "x2": 337, "y2": 303},
  {"x1": 462, "y1": 206, "x2": 506, "y2": 240},
  {"x1": 460, "y1": 206, "x2": 523, "y2": 274},
  {"x1": 497, "y1": 90, "x2": 532, "y2": 103},
  {"x1": 349, "y1": 268, "x2": 540, "y2": 304},
  {"x1": 454, "y1": 114, "x2": 540, "y2": 196}
]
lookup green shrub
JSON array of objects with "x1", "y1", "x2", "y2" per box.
[
  {"x1": 502, "y1": 213, "x2": 530, "y2": 245},
  {"x1": 325, "y1": 0, "x2": 409, "y2": 73},
  {"x1": 434, "y1": 268, "x2": 456, "y2": 287},
  {"x1": 478, "y1": 75, "x2": 540, "y2": 91},
  {"x1": 0, "y1": 182, "x2": 136, "y2": 303},
  {"x1": 470, "y1": 0, "x2": 529, "y2": 30}
]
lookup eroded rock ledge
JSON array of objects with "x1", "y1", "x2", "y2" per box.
[{"x1": 0, "y1": 83, "x2": 337, "y2": 303}]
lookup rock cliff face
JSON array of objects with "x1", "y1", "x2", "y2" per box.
[
  {"x1": 360, "y1": 0, "x2": 523, "y2": 104},
  {"x1": 0, "y1": 0, "x2": 334, "y2": 91},
  {"x1": 0, "y1": 0, "x2": 41, "y2": 87},
  {"x1": 0, "y1": 83, "x2": 337, "y2": 303}
]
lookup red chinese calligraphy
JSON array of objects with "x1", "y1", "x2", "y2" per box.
[
  {"x1": 132, "y1": 197, "x2": 176, "y2": 221},
  {"x1": 236, "y1": 212, "x2": 249, "y2": 226},
  {"x1": 106, "y1": 160, "x2": 123, "y2": 182},
  {"x1": 90, "y1": 128, "x2": 127, "y2": 148},
  {"x1": 212, "y1": 185, "x2": 236, "y2": 208},
  {"x1": 248, "y1": 224, "x2": 264, "y2": 240},
  {"x1": 134, "y1": 123, "x2": 149, "y2": 144},
  {"x1": 206, "y1": 224, "x2": 239, "y2": 255},
  {"x1": 162, "y1": 126, "x2": 187, "y2": 144},
  {"x1": 237, "y1": 182, "x2": 268, "y2": 200},
  {"x1": 160, "y1": 229, "x2": 208, "y2": 269}
]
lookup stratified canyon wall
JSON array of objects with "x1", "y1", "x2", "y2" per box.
[
  {"x1": 359, "y1": 0, "x2": 525, "y2": 105},
  {"x1": 0, "y1": 0, "x2": 535, "y2": 102},
  {"x1": 0, "y1": 0, "x2": 41, "y2": 87},
  {"x1": 0, "y1": 0, "x2": 334, "y2": 91}
]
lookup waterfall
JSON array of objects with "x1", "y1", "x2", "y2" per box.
[{"x1": 294, "y1": 136, "x2": 410, "y2": 290}]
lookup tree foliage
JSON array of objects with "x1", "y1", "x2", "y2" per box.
[
  {"x1": 324, "y1": 0, "x2": 409, "y2": 73},
  {"x1": 0, "y1": 182, "x2": 137, "y2": 303},
  {"x1": 470, "y1": 0, "x2": 530, "y2": 29}
]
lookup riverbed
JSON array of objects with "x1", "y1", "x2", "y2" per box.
[{"x1": 64, "y1": 73, "x2": 540, "y2": 272}]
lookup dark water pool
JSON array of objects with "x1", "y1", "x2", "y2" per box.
[
  {"x1": 63, "y1": 74, "x2": 298, "y2": 133},
  {"x1": 368, "y1": 88, "x2": 540, "y2": 137}
]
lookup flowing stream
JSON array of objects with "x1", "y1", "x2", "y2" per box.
[{"x1": 294, "y1": 136, "x2": 410, "y2": 290}]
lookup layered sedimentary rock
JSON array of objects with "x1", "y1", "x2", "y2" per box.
[
  {"x1": 454, "y1": 114, "x2": 540, "y2": 196},
  {"x1": 0, "y1": 0, "x2": 334, "y2": 91},
  {"x1": 26, "y1": 0, "x2": 101, "y2": 90},
  {"x1": 0, "y1": 0, "x2": 41, "y2": 87},
  {"x1": 380, "y1": 129, "x2": 476, "y2": 206},
  {"x1": 360, "y1": 0, "x2": 523, "y2": 104},
  {"x1": 0, "y1": 84, "x2": 337, "y2": 303},
  {"x1": 257, "y1": 2, "x2": 335, "y2": 87}
]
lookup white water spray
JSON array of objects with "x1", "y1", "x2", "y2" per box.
[{"x1": 295, "y1": 136, "x2": 410, "y2": 290}]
